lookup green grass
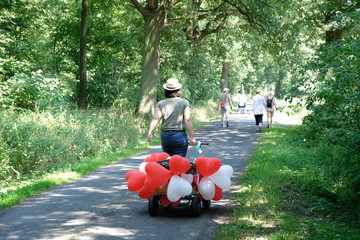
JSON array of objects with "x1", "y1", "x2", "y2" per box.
[{"x1": 215, "y1": 126, "x2": 360, "y2": 240}]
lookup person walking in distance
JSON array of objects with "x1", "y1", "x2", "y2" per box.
[
  {"x1": 147, "y1": 78, "x2": 196, "y2": 157},
  {"x1": 249, "y1": 89, "x2": 266, "y2": 133},
  {"x1": 238, "y1": 90, "x2": 248, "y2": 117},
  {"x1": 266, "y1": 91, "x2": 277, "y2": 128},
  {"x1": 217, "y1": 88, "x2": 233, "y2": 127}
]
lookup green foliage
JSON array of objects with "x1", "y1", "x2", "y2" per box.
[
  {"x1": 0, "y1": 108, "x2": 143, "y2": 184},
  {"x1": 296, "y1": 37, "x2": 360, "y2": 205},
  {"x1": 0, "y1": 70, "x2": 70, "y2": 110},
  {"x1": 0, "y1": 104, "x2": 218, "y2": 191},
  {"x1": 215, "y1": 126, "x2": 360, "y2": 240}
]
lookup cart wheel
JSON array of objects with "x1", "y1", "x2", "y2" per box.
[
  {"x1": 148, "y1": 195, "x2": 159, "y2": 217},
  {"x1": 203, "y1": 199, "x2": 211, "y2": 209},
  {"x1": 191, "y1": 196, "x2": 201, "y2": 217}
]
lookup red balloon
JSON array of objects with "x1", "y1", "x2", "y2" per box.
[
  {"x1": 169, "y1": 155, "x2": 191, "y2": 175},
  {"x1": 212, "y1": 184, "x2": 223, "y2": 201},
  {"x1": 159, "y1": 195, "x2": 171, "y2": 207},
  {"x1": 145, "y1": 152, "x2": 170, "y2": 162},
  {"x1": 195, "y1": 157, "x2": 221, "y2": 177},
  {"x1": 171, "y1": 199, "x2": 181, "y2": 206},
  {"x1": 144, "y1": 162, "x2": 173, "y2": 189},
  {"x1": 125, "y1": 170, "x2": 147, "y2": 192},
  {"x1": 138, "y1": 185, "x2": 155, "y2": 200}
]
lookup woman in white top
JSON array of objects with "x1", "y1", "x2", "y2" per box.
[
  {"x1": 249, "y1": 89, "x2": 267, "y2": 133},
  {"x1": 238, "y1": 90, "x2": 247, "y2": 117}
]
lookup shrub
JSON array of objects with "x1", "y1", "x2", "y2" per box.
[
  {"x1": 297, "y1": 37, "x2": 360, "y2": 209},
  {"x1": 0, "y1": 70, "x2": 69, "y2": 110}
]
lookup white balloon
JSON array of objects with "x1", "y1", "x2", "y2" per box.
[
  {"x1": 198, "y1": 177, "x2": 215, "y2": 200},
  {"x1": 167, "y1": 175, "x2": 192, "y2": 202},
  {"x1": 139, "y1": 162, "x2": 147, "y2": 173},
  {"x1": 209, "y1": 165, "x2": 233, "y2": 189},
  {"x1": 181, "y1": 173, "x2": 193, "y2": 184}
]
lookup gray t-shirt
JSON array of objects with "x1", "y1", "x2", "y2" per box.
[{"x1": 156, "y1": 98, "x2": 190, "y2": 131}]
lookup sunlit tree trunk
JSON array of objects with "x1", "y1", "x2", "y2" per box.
[
  {"x1": 137, "y1": 13, "x2": 162, "y2": 116},
  {"x1": 78, "y1": 0, "x2": 88, "y2": 109},
  {"x1": 130, "y1": 0, "x2": 166, "y2": 116}
]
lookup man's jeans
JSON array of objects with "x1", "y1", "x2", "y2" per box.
[{"x1": 161, "y1": 131, "x2": 188, "y2": 157}]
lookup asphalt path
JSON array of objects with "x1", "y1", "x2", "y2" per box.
[{"x1": 0, "y1": 113, "x2": 260, "y2": 240}]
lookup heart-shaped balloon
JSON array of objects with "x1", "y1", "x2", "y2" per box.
[
  {"x1": 138, "y1": 185, "x2": 155, "y2": 200},
  {"x1": 209, "y1": 165, "x2": 233, "y2": 189},
  {"x1": 171, "y1": 199, "x2": 181, "y2": 206},
  {"x1": 159, "y1": 195, "x2": 171, "y2": 207},
  {"x1": 181, "y1": 173, "x2": 193, "y2": 184},
  {"x1": 212, "y1": 184, "x2": 223, "y2": 201},
  {"x1": 145, "y1": 152, "x2": 170, "y2": 162},
  {"x1": 139, "y1": 162, "x2": 147, "y2": 173},
  {"x1": 198, "y1": 177, "x2": 215, "y2": 200},
  {"x1": 167, "y1": 175, "x2": 192, "y2": 202},
  {"x1": 169, "y1": 155, "x2": 190, "y2": 175},
  {"x1": 144, "y1": 162, "x2": 173, "y2": 189},
  {"x1": 125, "y1": 170, "x2": 147, "y2": 192},
  {"x1": 195, "y1": 157, "x2": 221, "y2": 177}
]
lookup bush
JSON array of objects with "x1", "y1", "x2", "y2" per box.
[
  {"x1": 297, "y1": 37, "x2": 360, "y2": 209},
  {"x1": 0, "y1": 104, "x2": 218, "y2": 188},
  {"x1": 0, "y1": 70, "x2": 69, "y2": 110}
]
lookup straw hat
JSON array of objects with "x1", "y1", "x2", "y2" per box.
[{"x1": 163, "y1": 78, "x2": 182, "y2": 91}]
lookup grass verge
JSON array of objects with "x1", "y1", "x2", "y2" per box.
[
  {"x1": 0, "y1": 141, "x2": 159, "y2": 210},
  {"x1": 215, "y1": 126, "x2": 360, "y2": 240}
]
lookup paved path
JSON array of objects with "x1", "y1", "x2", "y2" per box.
[{"x1": 0, "y1": 113, "x2": 261, "y2": 240}]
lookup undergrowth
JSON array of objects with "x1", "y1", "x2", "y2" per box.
[
  {"x1": 0, "y1": 104, "x2": 217, "y2": 210},
  {"x1": 215, "y1": 126, "x2": 360, "y2": 240}
]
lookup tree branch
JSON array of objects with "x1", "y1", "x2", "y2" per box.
[{"x1": 129, "y1": 0, "x2": 147, "y2": 16}]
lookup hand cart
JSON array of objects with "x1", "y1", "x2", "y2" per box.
[{"x1": 148, "y1": 141, "x2": 210, "y2": 217}]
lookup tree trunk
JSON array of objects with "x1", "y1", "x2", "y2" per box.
[
  {"x1": 274, "y1": 71, "x2": 285, "y2": 99},
  {"x1": 78, "y1": 0, "x2": 88, "y2": 109},
  {"x1": 130, "y1": 0, "x2": 166, "y2": 116},
  {"x1": 221, "y1": 61, "x2": 230, "y2": 90},
  {"x1": 137, "y1": 13, "x2": 162, "y2": 116}
]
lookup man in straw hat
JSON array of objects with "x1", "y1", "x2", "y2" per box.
[{"x1": 147, "y1": 78, "x2": 196, "y2": 157}]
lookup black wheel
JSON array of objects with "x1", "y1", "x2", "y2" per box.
[
  {"x1": 148, "y1": 195, "x2": 159, "y2": 216},
  {"x1": 191, "y1": 196, "x2": 201, "y2": 217},
  {"x1": 203, "y1": 199, "x2": 211, "y2": 209}
]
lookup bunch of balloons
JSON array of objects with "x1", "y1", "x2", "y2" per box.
[{"x1": 125, "y1": 152, "x2": 233, "y2": 206}]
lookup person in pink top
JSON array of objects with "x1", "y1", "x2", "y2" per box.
[{"x1": 217, "y1": 88, "x2": 233, "y2": 127}]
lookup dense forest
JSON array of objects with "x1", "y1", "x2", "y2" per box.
[{"x1": 0, "y1": 0, "x2": 359, "y2": 212}]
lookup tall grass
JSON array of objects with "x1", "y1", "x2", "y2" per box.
[
  {"x1": 0, "y1": 105, "x2": 218, "y2": 209},
  {"x1": 215, "y1": 126, "x2": 360, "y2": 240}
]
